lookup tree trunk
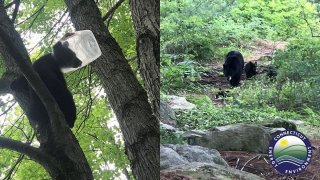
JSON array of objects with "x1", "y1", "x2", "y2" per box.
[
  {"x1": 63, "y1": 0, "x2": 159, "y2": 179},
  {"x1": 0, "y1": 4, "x2": 93, "y2": 180},
  {"x1": 129, "y1": 0, "x2": 160, "y2": 120}
]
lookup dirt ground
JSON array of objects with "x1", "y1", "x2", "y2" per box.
[
  {"x1": 198, "y1": 39, "x2": 284, "y2": 104},
  {"x1": 220, "y1": 138, "x2": 320, "y2": 180}
]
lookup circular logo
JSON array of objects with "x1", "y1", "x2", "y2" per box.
[{"x1": 268, "y1": 130, "x2": 312, "y2": 175}]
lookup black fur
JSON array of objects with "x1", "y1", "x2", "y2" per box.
[
  {"x1": 11, "y1": 41, "x2": 82, "y2": 128},
  {"x1": 223, "y1": 51, "x2": 244, "y2": 86},
  {"x1": 244, "y1": 61, "x2": 257, "y2": 79}
]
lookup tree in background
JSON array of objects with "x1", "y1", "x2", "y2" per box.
[{"x1": 129, "y1": 0, "x2": 160, "y2": 120}]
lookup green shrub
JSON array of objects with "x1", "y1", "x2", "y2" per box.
[
  {"x1": 270, "y1": 37, "x2": 320, "y2": 111},
  {"x1": 160, "y1": 0, "x2": 255, "y2": 62},
  {"x1": 160, "y1": 58, "x2": 206, "y2": 93},
  {"x1": 160, "y1": 128, "x2": 185, "y2": 144}
]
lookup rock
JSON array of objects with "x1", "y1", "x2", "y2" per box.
[
  {"x1": 182, "y1": 130, "x2": 206, "y2": 138},
  {"x1": 160, "y1": 144, "x2": 228, "y2": 170},
  {"x1": 160, "y1": 171, "x2": 190, "y2": 180},
  {"x1": 160, "y1": 100, "x2": 177, "y2": 126},
  {"x1": 264, "y1": 127, "x2": 286, "y2": 138},
  {"x1": 160, "y1": 122, "x2": 176, "y2": 132},
  {"x1": 166, "y1": 95, "x2": 196, "y2": 110},
  {"x1": 183, "y1": 124, "x2": 271, "y2": 153},
  {"x1": 262, "y1": 118, "x2": 297, "y2": 131},
  {"x1": 160, "y1": 123, "x2": 185, "y2": 144},
  {"x1": 287, "y1": 119, "x2": 304, "y2": 125},
  {"x1": 161, "y1": 162, "x2": 265, "y2": 180},
  {"x1": 160, "y1": 145, "x2": 188, "y2": 170}
]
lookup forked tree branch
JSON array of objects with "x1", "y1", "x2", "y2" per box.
[
  {"x1": 0, "y1": 136, "x2": 60, "y2": 172},
  {"x1": 102, "y1": 0, "x2": 124, "y2": 21}
]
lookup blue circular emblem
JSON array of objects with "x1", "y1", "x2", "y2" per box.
[{"x1": 268, "y1": 130, "x2": 312, "y2": 175}]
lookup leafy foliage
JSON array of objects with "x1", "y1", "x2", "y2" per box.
[
  {"x1": 175, "y1": 95, "x2": 301, "y2": 130},
  {"x1": 161, "y1": 0, "x2": 319, "y2": 63},
  {"x1": 160, "y1": 0, "x2": 320, "y2": 138},
  {"x1": 161, "y1": 57, "x2": 206, "y2": 93},
  {"x1": 0, "y1": 0, "x2": 134, "y2": 179},
  {"x1": 270, "y1": 37, "x2": 320, "y2": 112},
  {"x1": 161, "y1": 0, "x2": 248, "y2": 62},
  {"x1": 160, "y1": 128, "x2": 185, "y2": 144}
]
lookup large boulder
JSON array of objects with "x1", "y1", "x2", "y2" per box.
[
  {"x1": 183, "y1": 124, "x2": 271, "y2": 153},
  {"x1": 166, "y1": 95, "x2": 196, "y2": 110},
  {"x1": 160, "y1": 145, "x2": 188, "y2": 170},
  {"x1": 160, "y1": 144, "x2": 228, "y2": 170},
  {"x1": 161, "y1": 162, "x2": 265, "y2": 180},
  {"x1": 262, "y1": 118, "x2": 297, "y2": 131},
  {"x1": 160, "y1": 100, "x2": 177, "y2": 126}
]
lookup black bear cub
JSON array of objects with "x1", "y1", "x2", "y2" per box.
[
  {"x1": 223, "y1": 51, "x2": 244, "y2": 86},
  {"x1": 244, "y1": 61, "x2": 257, "y2": 79},
  {"x1": 11, "y1": 41, "x2": 82, "y2": 129}
]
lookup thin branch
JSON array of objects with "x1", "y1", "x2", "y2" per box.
[
  {"x1": 10, "y1": 0, "x2": 19, "y2": 23},
  {"x1": 12, "y1": 123, "x2": 29, "y2": 140},
  {"x1": 106, "y1": 11, "x2": 114, "y2": 28},
  {"x1": 3, "y1": 133, "x2": 34, "y2": 180},
  {"x1": 3, "y1": 154, "x2": 24, "y2": 180},
  {"x1": 0, "y1": 101, "x2": 16, "y2": 116},
  {"x1": 301, "y1": 4, "x2": 320, "y2": 37},
  {"x1": 2, "y1": 113, "x2": 25, "y2": 136},
  {"x1": 23, "y1": 1, "x2": 47, "y2": 30},
  {"x1": 0, "y1": 98, "x2": 15, "y2": 107},
  {"x1": 102, "y1": 0, "x2": 124, "y2": 21},
  {"x1": 15, "y1": 0, "x2": 48, "y2": 27},
  {"x1": 33, "y1": 12, "x2": 70, "y2": 59},
  {"x1": 28, "y1": 9, "x2": 68, "y2": 53},
  {"x1": 0, "y1": 136, "x2": 58, "y2": 170},
  {"x1": 75, "y1": 85, "x2": 102, "y2": 135},
  {"x1": 240, "y1": 155, "x2": 260, "y2": 171}
]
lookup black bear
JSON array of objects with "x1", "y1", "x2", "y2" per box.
[
  {"x1": 11, "y1": 41, "x2": 82, "y2": 129},
  {"x1": 223, "y1": 51, "x2": 244, "y2": 86},
  {"x1": 244, "y1": 61, "x2": 257, "y2": 79}
]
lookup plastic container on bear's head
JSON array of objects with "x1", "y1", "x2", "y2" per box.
[{"x1": 59, "y1": 30, "x2": 102, "y2": 73}]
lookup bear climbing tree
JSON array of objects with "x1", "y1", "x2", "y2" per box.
[{"x1": 11, "y1": 42, "x2": 81, "y2": 130}]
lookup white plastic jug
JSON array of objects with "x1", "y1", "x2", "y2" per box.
[{"x1": 59, "y1": 30, "x2": 102, "y2": 73}]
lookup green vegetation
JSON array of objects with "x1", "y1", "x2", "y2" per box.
[
  {"x1": 0, "y1": 0, "x2": 134, "y2": 179},
  {"x1": 160, "y1": 128, "x2": 185, "y2": 144},
  {"x1": 161, "y1": 56, "x2": 207, "y2": 93},
  {"x1": 161, "y1": 0, "x2": 320, "y2": 136}
]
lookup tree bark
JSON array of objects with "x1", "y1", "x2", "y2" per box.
[
  {"x1": 63, "y1": 0, "x2": 159, "y2": 179},
  {"x1": 129, "y1": 0, "x2": 160, "y2": 120},
  {"x1": 0, "y1": 4, "x2": 93, "y2": 180}
]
